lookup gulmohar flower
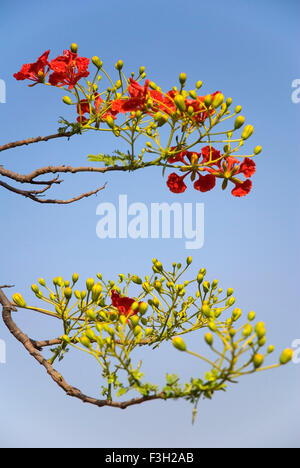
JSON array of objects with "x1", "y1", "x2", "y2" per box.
[{"x1": 13, "y1": 50, "x2": 50, "y2": 84}]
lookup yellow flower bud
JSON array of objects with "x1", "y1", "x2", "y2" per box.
[
  {"x1": 86, "y1": 278, "x2": 95, "y2": 291},
  {"x1": 197, "y1": 273, "x2": 204, "y2": 284},
  {"x1": 189, "y1": 90, "x2": 197, "y2": 99},
  {"x1": 62, "y1": 95, "x2": 72, "y2": 105},
  {"x1": 174, "y1": 94, "x2": 186, "y2": 112},
  {"x1": 61, "y1": 334, "x2": 71, "y2": 344},
  {"x1": 106, "y1": 116, "x2": 115, "y2": 128},
  {"x1": 255, "y1": 322, "x2": 266, "y2": 339},
  {"x1": 70, "y1": 43, "x2": 78, "y2": 53},
  {"x1": 232, "y1": 308, "x2": 242, "y2": 321},
  {"x1": 139, "y1": 302, "x2": 148, "y2": 315},
  {"x1": 243, "y1": 324, "x2": 253, "y2": 337},
  {"x1": 248, "y1": 311, "x2": 256, "y2": 321},
  {"x1": 212, "y1": 93, "x2": 224, "y2": 108},
  {"x1": 242, "y1": 124, "x2": 254, "y2": 140},
  {"x1": 130, "y1": 315, "x2": 140, "y2": 327},
  {"x1": 179, "y1": 73, "x2": 187, "y2": 84},
  {"x1": 280, "y1": 348, "x2": 293, "y2": 365},
  {"x1": 258, "y1": 336, "x2": 266, "y2": 347},
  {"x1": 91, "y1": 284, "x2": 102, "y2": 302},
  {"x1": 149, "y1": 81, "x2": 157, "y2": 90},
  {"x1": 254, "y1": 145, "x2": 262, "y2": 155},
  {"x1": 131, "y1": 301, "x2": 139, "y2": 312},
  {"x1": 133, "y1": 325, "x2": 142, "y2": 336},
  {"x1": 12, "y1": 293, "x2": 26, "y2": 308},
  {"x1": 234, "y1": 115, "x2": 245, "y2": 129},
  {"x1": 86, "y1": 328, "x2": 96, "y2": 340},
  {"x1": 131, "y1": 275, "x2": 142, "y2": 285},
  {"x1": 253, "y1": 353, "x2": 264, "y2": 368},
  {"x1": 92, "y1": 56, "x2": 103, "y2": 68},
  {"x1": 172, "y1": 336, "x2": 187, "y2": 351},
  {"x1": 80, "y1": 335, "x2": 91, "y2": 348},
  {"x1": 205, "y1": 333, "x2": 213, "y2": 346},
  {"x1": 38, "y1": 278, "x2": 46, "y2": 287},
  {"x1": 72, "y1": 273, "x2": 79, "y2": 284},
  {"x1": 201, "y1": 304, "x2": 212, "y2": 318},
  {"x1": 208, "y1": 321, "x2": 217, "y2": 332},
  {"x1": 226, "y1": 296, "x2": 236, "y2": 307},
  {"x1": 204, "y1": 95, "x2": 212, "y2": 107},
  {"x1": 64, "y1": 287, "x2": 72, "y2": 300},
  {"x1": 115, "y1": 60, "x2": 124, "y2": 70}
]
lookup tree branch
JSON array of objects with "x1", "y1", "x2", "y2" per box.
[
  {"x1": 0, "y1": 129, "x2": 140, "y2": 203},
  {"x1": 0, "y1": 287, "x2": 166, "y2": 409},
  {"x1": 0, "y1": 132, "x2": 74, "y2": 153}
]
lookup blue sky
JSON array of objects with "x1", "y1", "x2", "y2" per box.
[{"x1": 0, "y1": 0, "x2": 299, "y2": 448}]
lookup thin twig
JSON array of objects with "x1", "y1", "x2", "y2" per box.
[
  {"x1": 0, "y1": 132, "x2": 74, "y2": 153},
  {"x1": 0, "y1": 179, "x2": 106, "y2": 204}
]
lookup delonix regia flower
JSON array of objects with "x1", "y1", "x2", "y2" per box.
[
  {"x1": 13, "y1": 44, "x2": 262, "y2": 198},
  {"x1": 167, "y1": 147, "x2": 256, "y2": 197}
]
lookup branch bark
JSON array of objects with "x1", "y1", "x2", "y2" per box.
[
  {"x1": 0, "y1": 132, "x2": 73, "y2": 153},
  {"x1": 0, "y1": 131, "x2": 147, "y2": 204},
  {"x1": 0, "y1": 287, "x2": 165, "y2": 409},
  {"x1": 0, "y1": 131, "x2": 112, "y2": 204}
]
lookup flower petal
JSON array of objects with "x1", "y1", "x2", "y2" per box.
[
  {"x1": 231, "y1": 179, "x2": 252, "y2": 197},
  {"x1": 167, "y1": 173, "x2": 187, "y2": 193},
  {"x1": 194, "y1": 173, "x2": 216, "y2": 192}
]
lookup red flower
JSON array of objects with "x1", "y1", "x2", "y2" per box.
[
  {"x1": 166, "y1": 147, "x2": 221, "y2": 194},
  {"x1": 167, "y1": 147, "x2": 256, "y2": 197},
  {"x1": 167, "y1": 173, "x2": 187, "y2": 193},
  {"x1": 206, "y1": 156, "x2": 256, "y2": 197},
  {"x1": 111, "y1": 290, "x2": 139, "y2": 317},
  {"x1": 49, "y1": 50, "x2": 89, "y2": 89},
  {"x1": 13, "y1": 50, "x2": 50, "y2": 84}
]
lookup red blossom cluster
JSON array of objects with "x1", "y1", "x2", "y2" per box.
[
  {"x1": 13, "y1": 49, "x2": 258, "y2": 198},
  {"x1": 167, "y1": 147, "x2": 256, "y2": 197},
  {"x1": 111, "y1": 290, "x2": 139, "y2": 317},
  {"x1": 13, "y1": 50, "x2": 220, "y2": 125},
  {"x1": 14, "y1": 49, "x2": 90, "y2": 89}
]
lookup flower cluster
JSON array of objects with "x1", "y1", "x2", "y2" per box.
[
  {"x1": 167, "y1": 146, "x2": 256, "y2": 197},
  {"x1": 14, "y1": 44, "x2": 262, "y2": 198},
  {"x1": 12, "y1": 259, "x2": 293, "y2": 409},
  {"x1": 14, "y1": 47, "x2": 89, "y2": 89}
]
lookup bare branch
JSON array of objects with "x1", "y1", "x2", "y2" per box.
[
  {"x1": 0, "y1": 179, "x2": 106, "y2": 204},
  {"x1": 0, "y1": 287, "x2": 166, "y2": 409},
  {"x1": 0, "y1": 163, "x2": 128, "y2": 184},
  {"x1": 0, "y1": 132, "x2": 74, "y2": 153}
]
